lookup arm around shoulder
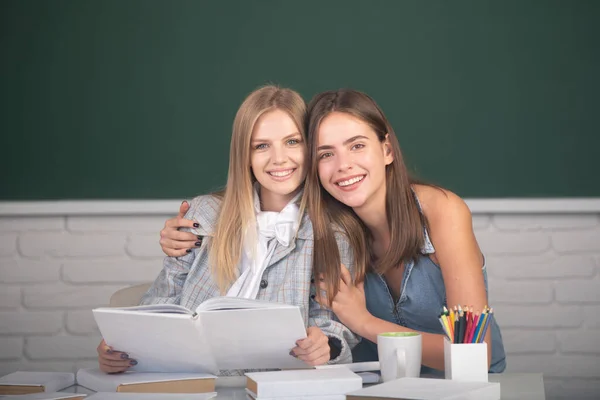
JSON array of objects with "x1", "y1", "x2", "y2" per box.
[{"x1": 140, "y1": 195, "x2": 218, "y2": 305}]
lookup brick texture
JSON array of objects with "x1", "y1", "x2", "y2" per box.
[{"x1": 0, "y1": 211, "x2": 599, "y2": 399}]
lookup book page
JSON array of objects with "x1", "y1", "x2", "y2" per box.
[
  {"x1": 93, "y1": 309, "x2": 217, "y2": 373},
  {"x1": 98, "y1": 304, "x2": 194, "y2": 315},
  {"x1": 195, "y1": 296, "x2": 297, "y2": 312},
  {"x1": 198, "y1": 306, "x2": 308, "y2": 370}
]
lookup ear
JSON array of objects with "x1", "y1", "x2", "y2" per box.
[{"x1": 383, "y1": 134, "x2": 394, "y2": 165}]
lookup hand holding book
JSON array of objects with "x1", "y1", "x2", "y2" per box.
[{"x1": 97, "y1": 339, "x2": 137, "y2": 374}]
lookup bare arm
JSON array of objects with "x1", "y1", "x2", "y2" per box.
[{"x1": 317, "y1": 188, "x2": 490, "y2": 371}]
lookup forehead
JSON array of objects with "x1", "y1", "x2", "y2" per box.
[
  {"x1": 317, "y1": 112, "x2": 375, "y2": 144},
  {"x1": 252, "y1": 109, "x2": 298, "y2": 140}
]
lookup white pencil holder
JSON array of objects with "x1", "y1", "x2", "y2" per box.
[{"x1": 443, "y1": 338, "x2": 488, "y2": 382}]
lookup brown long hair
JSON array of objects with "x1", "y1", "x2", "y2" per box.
[
  {"x1": 305, "y1": 89, "x2": 427, "y2": 302},
  {"x1": 210, "y1": 85, "x2": 307, "y2": 293}
]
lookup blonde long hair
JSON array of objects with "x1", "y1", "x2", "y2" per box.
[
  {"x1": 209, "y1": 85, "x2": 307, "y2": 293},
  {"x1": 305, "y1": 89, "x2": 427, "y2": 303}
]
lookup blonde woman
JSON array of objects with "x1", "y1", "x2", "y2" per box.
[{"x1": 96, "y1": 86, "x2": 361, "y2": 374}]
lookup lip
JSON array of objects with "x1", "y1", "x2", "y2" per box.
[
  {"x1": 267, "y1": 168, "x2": 296, "y2": 182},
  {"x1": 334, "y1": 174, "x2": 366, "y2": 191}
]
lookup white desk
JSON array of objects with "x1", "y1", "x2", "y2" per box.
[{"x1": 65, "y1": 373, "x2": 545, "y2": 399}]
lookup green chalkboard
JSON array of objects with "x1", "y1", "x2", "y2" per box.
[{"x1": 1, "y1": 0, "x2": 598, "y2": 199}]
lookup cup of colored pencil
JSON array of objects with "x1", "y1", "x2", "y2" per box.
[
  {"x1": 438, "y1": 305, "x2": 493, "y2": 344},
  {"x1": 440, "y1": 304, "x2": 492, "y2": 382}
]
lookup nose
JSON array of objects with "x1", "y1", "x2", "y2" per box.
[
  {"x1": 336, "y1": 150, "x2": 352, "y2": 172},
  {"x1": 272, "y1": 144, "x2": 287, "y2": 165}
]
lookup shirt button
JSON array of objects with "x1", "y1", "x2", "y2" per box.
[{"x1": 260, "y1": 280, "x2": 268, "y2": 289}]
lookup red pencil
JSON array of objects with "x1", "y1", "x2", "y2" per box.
[{"x1": 467, "y1": 312, "x2": 480, "y2": 343}]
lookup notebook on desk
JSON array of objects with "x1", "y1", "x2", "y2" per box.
[
  {"x1": 345, "y1": 377, "x2": 500, "y2": 400},
  {"x1": 76, "y1": 368, "x2": 216, "y2": 393},
  {"x1": 0, "y1": 371, "x2": 75, "y2": 395},
  {"x1": 0, "y1": 393, "x2": 85, "y2": 400}
]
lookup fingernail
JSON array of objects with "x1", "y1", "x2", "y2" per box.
[
  {"x1": 186, "y1": 249, "x2": 192, "y2": 253},
  {"x1": 311, "y1": 295, "x2": 315, "y2": 299},
  {"x1": 197, "y1": 235, "x2": 202, "y2": 240},
  {"x1": 105, "y1": 348, "x2": 113, "y2": 354},
  {"x1": 129, "y1": 359, "x2": 138, "y2": 366},
  {"x1": 288, "y1": 350, "x2": 295, "y2": 357},
  {"x1": 311, "y1": 278, "x2": 314, "y2": 283},
  {"x1": 120, "y1": 353, "x2": 129, "y2": 359},
  {"x1": 195, "y1": 241, "x2": 202, "y2": 246},
  {"x1": 193, "y1": 223, "x2": 199, "y2": 228}
]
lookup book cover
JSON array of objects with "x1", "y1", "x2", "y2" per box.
[
  {"x1": 93, "y1": 297, "x2": 308, "y2": 373},
  {"x1": 245, "y1": 368, "x2": 362, "y2": 398},
  {"x1": 245, "y1": 389, "x2": 346, "y2": 400},
  {"x1": 345, "y1": 377, "x2": 500, "y2": 400},
  {"x1": 0, "y1": 371, "x2": 75, "y2": 395},
  {"x1": 75, "y1": 368, "x2": 215, "y2": 393},
  {"x1": 84, "y1": 393, "x2": 217, "y2": 400},
  {"x1": 0, "y1": 393, "x2": 85, "y2": 400}
]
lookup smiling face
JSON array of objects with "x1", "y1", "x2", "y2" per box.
[
  {"x1": 316, "y1": 111, "x2": 393, "y2": 213},
  {"x1": 250, "y1": 108, "x2": 307, "y2": 211}
]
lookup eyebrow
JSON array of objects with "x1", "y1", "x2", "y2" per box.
[
  {"x1": 317, "y1": 135, "x2": 370, "y2": 151},
  {"x1": 251, "y1": 132, "x2": 301, "y2": 143}
]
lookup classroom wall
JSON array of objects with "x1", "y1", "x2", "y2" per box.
[{"x1": 0, "y1": 210, "x2": 599, "y2": 399}]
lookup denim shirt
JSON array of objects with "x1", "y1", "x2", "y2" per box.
[{"x1": 351, "y1": 228, "x2": 507, "y2": 374}]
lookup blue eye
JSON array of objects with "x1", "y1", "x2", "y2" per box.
[
  {"x1": 255, "y1": 143, "x2": 268, "y2": 150},
  {"x1": 287, "y1": 139, "x2": 299, "y2": 145}
]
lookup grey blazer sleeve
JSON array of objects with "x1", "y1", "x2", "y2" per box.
[
  {"x1": 139, "y1": 198, "x2": 206, "y2": 305},
  {"x1": 308, "y1": 231, "x2": 361, "y2": 364}
]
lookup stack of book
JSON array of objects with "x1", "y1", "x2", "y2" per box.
[
  {"x1": 75, "y1": 368, "x2": 216, "y2": 394},
  {"x1": 245, "y1": 368, "x2": 362, "y2": 400},
  {"x1": 0, "y1": 371, "x2": 76, "y2": 396}
]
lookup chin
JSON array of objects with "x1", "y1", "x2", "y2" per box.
[{"x1": 330, "y1": 192, "x2": 367, "y2": 209}]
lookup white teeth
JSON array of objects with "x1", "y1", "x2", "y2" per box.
[
  {"x1": 337, "y1": 176, "x2": 364, "y2": 187},
  {"x1": 269, "y1": 170, "x2": 293, "y2": 177}
]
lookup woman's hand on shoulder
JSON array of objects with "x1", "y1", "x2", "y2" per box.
[
  {"x1": 96, "y1": 339, "x2": 137, "y2": 374},
  {"x1": 160, "y1": 201, "x2": 202, "y2": 257}
]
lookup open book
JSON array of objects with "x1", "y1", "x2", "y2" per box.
[{"x1": 93, "y1": 297, "x2": 309, "y2": 373}]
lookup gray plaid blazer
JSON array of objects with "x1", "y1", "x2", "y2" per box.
[{"x1": 141, "y1": 194, "x2": 359, "y2": 368}]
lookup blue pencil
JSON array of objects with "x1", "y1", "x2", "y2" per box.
[
  {"x1": 471, "y1": 309, "x2": 487, "y2": 343},
  {"x1": 478, "y1": 308, "x2": 494, "y2": 342}
]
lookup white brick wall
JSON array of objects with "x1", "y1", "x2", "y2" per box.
[{"x1": 0, "y1": 211, "x2": 599, "y2": 399}]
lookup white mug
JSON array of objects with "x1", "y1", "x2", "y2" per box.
[{"x1": 377, "y1": 332, "x2": 422, "y2": 382}]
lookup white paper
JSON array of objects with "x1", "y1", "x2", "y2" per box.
[
  {"x1": 93, "y1": 310, "x2": 216, "y2": 373},
  {"x1": 199, "y1": 307, "x2": 307, "y2": 370}
]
